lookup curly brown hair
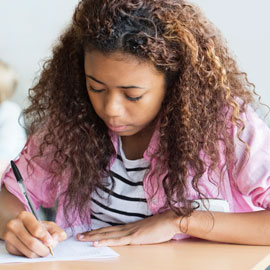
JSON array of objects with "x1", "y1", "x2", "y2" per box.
[{"x1": 24, "y1": 0, "x2": 255, "y2": 226}]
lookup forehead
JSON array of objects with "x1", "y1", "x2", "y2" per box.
[{"x1": 84, "y1": 50, "x2": 164, "y2": 85}]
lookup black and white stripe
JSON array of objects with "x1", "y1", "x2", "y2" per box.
[{"x1": 90, "y1": 137, "x2": 152, "y2": 229}]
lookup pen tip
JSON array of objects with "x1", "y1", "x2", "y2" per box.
[{"x1": 49, "y1": 246, "x2": 54, "y2": 256}]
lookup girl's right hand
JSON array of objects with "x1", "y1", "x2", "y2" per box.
[{"x1": 3, "y1": 211, "x2": 67, "y2": 258}]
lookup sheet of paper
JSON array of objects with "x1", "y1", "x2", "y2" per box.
[{"x1": 0, "y1": 237, "x2": 119, "y2": 263}]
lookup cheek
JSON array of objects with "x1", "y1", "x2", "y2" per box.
[
  {"x1": 88, "y1": 93, "x2": 102, "y2": 114},
  {"x1": 128, "y1": 101, "x2": 161, "y2": 124},
  {"x1": 142, "y1": 95, "x2": 164, "y2": 115}
]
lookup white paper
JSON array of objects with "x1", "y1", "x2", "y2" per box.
[{"x1": 0, "y1": 237, "x2": 119, "y2": 263}]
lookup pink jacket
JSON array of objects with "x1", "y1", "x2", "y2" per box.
[{"x1": 1, "y1": 106, "x2": 270, "y2": 237}]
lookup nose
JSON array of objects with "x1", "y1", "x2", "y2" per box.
[{"x1": 104, "y1": 91, "x2": 124, "y2": 118}]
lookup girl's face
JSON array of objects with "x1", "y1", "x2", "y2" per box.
[{"x1": 84, "y1": 50, "x2": 166, "y2": 137}]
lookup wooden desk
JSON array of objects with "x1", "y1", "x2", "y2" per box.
[{"x1": 1, "y1": 239, "x2": 270, "y2": 270}]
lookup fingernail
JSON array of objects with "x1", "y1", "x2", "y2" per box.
[
  {"x1": 52, "y1": 234, "x2": 59, "y2": 242},
  {"x1": 46, "y1": 237, "x2": 53, "y2": 245},
  {"x1": 78, "y1": 234, "x2": 84, "y2": 240},
  {"x1": 52, "y1": 235, "x2": 59, "y2": 247},
  {"x1": 93, "y1": 241, "x2": 99, "y2": 246},
  {"x1": 61, "y1": 231, "x2": 67, "y2": 239}
]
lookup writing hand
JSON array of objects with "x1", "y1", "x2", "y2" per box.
[
  {"x1": 4, "y1": 211, "x2": 67, "y2": 258},
  {"x1": 77, "y1": 210, "x2": 180, "y2": 246}
]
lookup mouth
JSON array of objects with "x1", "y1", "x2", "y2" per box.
[{"x1": 107, "y1": 124, "x2": 128, "y2": 132}]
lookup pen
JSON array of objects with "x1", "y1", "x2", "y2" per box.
[{"x1": 10, "y1": 160, "x2": 54, "y2": 256}]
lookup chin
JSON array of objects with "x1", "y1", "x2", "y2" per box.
[
  {"x1": 112, "y1": 128, "x2": 141, "y2": 137},
  {"x1": 114, "y1": 130, "x2": 136, "y2": 136}
]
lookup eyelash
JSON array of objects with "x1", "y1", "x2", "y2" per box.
[
  {"x1": 88, "y1": 86, "x2": 143, "y2": 102},
  {"x1": 125, "y1": 95, "x2": 142, "y2": 102},
  {"x1": 88, "y1": 86, "x2": 104, "y2": 93}
]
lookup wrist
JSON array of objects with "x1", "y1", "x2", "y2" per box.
[
  {"x1": 168, "y1": 209, "x2": 211, "y2": 235},
  {"x1": 167, "y1": 210, "x2": 190, "y2": 234},
  {"x1": 179, "y1": 210, "x2": 215, "y2": 236},
  {"x1": 171, "y1": 210, "x2": 207, "y2": 235}
]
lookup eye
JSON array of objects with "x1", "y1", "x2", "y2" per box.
[
  {"x1": 125, "y1": 94, "x2": 143, "y2": 102},
  {"x1": 88, "y1": 86, "x2": 104, "y2": 93}
]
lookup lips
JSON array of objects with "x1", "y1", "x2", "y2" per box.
[{"x1": 107, "y1": 123, "x2": 128, "y2": 132}]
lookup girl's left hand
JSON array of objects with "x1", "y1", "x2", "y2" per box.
[{"x1": 76, "y1": 210, "x2": 181, "y2": 246}]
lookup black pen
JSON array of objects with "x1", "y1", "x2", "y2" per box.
[{"x1": 10, "y1": 160, "x2": 54, "y2": 256}]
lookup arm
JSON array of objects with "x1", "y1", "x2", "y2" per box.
[
  {"x1": 0, "y1": 185, "x2": 66, "y2": 258},
  {"x1": 0, "y1": 185, "x2": 54, "y2": 257},
  {"x1": 177, "y1": 210, "x2": 270, "y2": 245},
  {"x1": 0, "y1": 134, "x2": 67, "y2": 257},
  {"x1": 0, "y1": 185, "x2": 25, "y2": 239},
  {"x1": 80, "y1": 107, "x2": 270, "y2": 246},
  {"x1": 77, "y1": 209, "x2": 270, "y2": 246}
]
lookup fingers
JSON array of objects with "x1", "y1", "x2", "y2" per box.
[
  {"x1": 4, "y1": 211, "x2": 64, "y2": 258},
  {"x1": 5, "y1": 221, "x2": 50, "y2": 258},
  {"x1": 19, "y1": 212, "x2": 53, "y2": 246},
  {"x1": 78, "y1": 229, "x2": 127, "y2": 242},
  {"x1": 87, "y1": 224, "x2": 126, "y2": 234},
  {"x1": 94, "y1": 236, "x2": 132, "y2": 247},
  {"x1": 44, "y1": 221, "x2": 67, "y2": 247},
  {"x1": 77, "y1": 227, "x2": 133, "y2": 246},
  {"x1": 77, "y1": 224, "x2": 136, "y2": 246},
  {"x1": 5, "y1": 237, "x2": 24, "y2": 257},
  {"x1": 77, "y1": 224, "x2": 126, "y2": 240},
  {"x1": 77, "y1": 212, "x2": 178, "y2": 247},
  {"x1": 5, "y1": 232, "x2": 40, "y2": 258}
]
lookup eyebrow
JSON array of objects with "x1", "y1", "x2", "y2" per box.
[{"x1": 86, "y1": 74, "x2": 145, "y2": 89}]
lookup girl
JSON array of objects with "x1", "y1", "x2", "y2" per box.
[{"x1": 1, "y1": 0, "x2": 270, "y2": 258}]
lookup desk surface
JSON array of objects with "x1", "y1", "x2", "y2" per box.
[{"x1": 1, "y1": 239, "x2": 270, "y2": 270}]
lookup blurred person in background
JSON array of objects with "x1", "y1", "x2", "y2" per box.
[{"x1": 0, "y1": 60, "x2": 26, "y2": 177}]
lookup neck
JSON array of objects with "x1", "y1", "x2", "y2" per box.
[{"x1": 121, "y1": 120, "x2": 157, "y2": 160}]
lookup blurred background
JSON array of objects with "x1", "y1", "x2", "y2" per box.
[
  {"x1": 0, "y1": 0, "x2": 270, "y2": 110},
  {"x1": 0, "y1": 0, "x2": 79, "y2": 109}
]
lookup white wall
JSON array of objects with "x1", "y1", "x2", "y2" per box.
[
  {"x1": 0, "y1": 0, "x2": 79, "y2": 108},
  {"x1": 1, "y1": 1, "x2": 270, "y2": 110},
  {"x1": 191, "y1": 0, "x2": 270, "y2": 109}
]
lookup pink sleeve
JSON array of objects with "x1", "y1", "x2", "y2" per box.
[
  {"x1": 0, "y1": 134, "x2": 58, "y2": 210},
  {"x1": 232, "y1": 106, "x2": 270, "y2": 209}
]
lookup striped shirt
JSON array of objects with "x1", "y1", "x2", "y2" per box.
[{"x1": 90, "y1": 137, "x2": 152, "y2": 229}]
